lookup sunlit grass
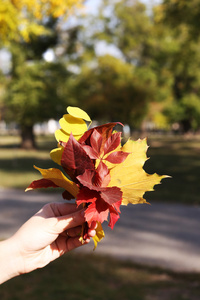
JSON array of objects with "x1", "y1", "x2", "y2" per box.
[
  {"x1": 1, "y1": 134, "x2": 200, "y2": 204},
  {"x1": 144, "y1": 134, "x2": 200, "y2": 205},
  {"x1": 0, "y1": 135, "x2": 57, "y2": 189}
]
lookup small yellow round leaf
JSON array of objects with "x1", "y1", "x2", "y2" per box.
[
  {"x1": 59, "y1": 114, "x2": 87, "y2": 135},
  {"x1": 67, "y1": 106, "x2": 91, "y2": 122},
  {"x1": 55, "y1": 128, "x2": 83, "y2": 143},
  {"x1": 55, "y1": 129, "x2": 70, "y2": 143},
  {"x1": 50, "y1": 147, "x2": 64, "y2": 165}
]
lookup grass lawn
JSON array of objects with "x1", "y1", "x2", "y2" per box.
[
  {"x1": 1, "y1": 133, "x2": 200, "y2": 205},
  {"x1": 0, "y1": 252, "x2": 200, "y2": 300},
  {"x1": 1, "y1": 135, "x2": 200, "y2": 299},
  {"x1": 0, "y1": 135, "x2": 58, "y2": 190},
  {"x1": 144, "y1": 134, "x2": 200, "y2": 205}
]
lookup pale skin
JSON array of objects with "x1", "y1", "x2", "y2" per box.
[{"x1": 0, "y1": 202, "x2": 96, "y2": 284}]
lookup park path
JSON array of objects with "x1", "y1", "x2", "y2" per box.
[{"x1": 0, "y1": 187, "x2": 200, "y2": 273}]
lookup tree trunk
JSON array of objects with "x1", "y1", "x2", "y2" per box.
[
  {"x1": 180, "y1": 119, "x2": 192, "y2": 133},
  {"x1": 20, "y1": 125, "x2": 37, "y2": 149}
]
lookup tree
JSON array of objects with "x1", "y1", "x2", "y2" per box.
[
  {"x1": 69, "y1": 0, "x2": 175, "y2": 129},
  {"x1": 3, "y1": 27, "x2": 80, "y2": 149},
  {"x1": 155, "y1": 0, "x2": 200, "y2": 132},
  {"x1": 70, "y1": 0, "x2": 181, "y2": 130},
  {"x1": 65, "y1": 54, "x2": 157, "y2": 128},
  {"x1": 92, "y1": 0, "x2": 200, "y2": 132},
  {"x1": 1, "y1": 0, "x2": 83, "y2": 148},
  {"x1": 4, "y1": 50, "x2": 74, "y2": 148},
  {"x1": 0, "y1": 0, "x2": 83, "y2": 43},
  {"x1": 157, "y1": 0, "x2": 200, "y2": 37}
]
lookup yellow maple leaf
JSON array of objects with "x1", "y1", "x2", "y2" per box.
[{"x1": 108, "y1": 138, "x2": 168, "y2": 205}]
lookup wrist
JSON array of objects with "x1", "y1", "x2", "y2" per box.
[{"x1": 0, "y1": 237, "x2": 23, "y2": 284}]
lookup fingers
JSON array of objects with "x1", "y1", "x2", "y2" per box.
[
  {"x1": 47, "y1": 208, "x2": 85, "y2": 234},
  {"x1": 66, "y1": 225, "x2": 96, "y2": 238},
  {"x1": 50, "y1": 202, "x2": 83, "y2": 217},
  {"x1": 65, "y1": 226, "x2": 82, "y2": 238},
  {"x1": 37, "y1": 202, "x2": 98, "y2": 241},
  {"x1": 66, "y1": 236, "x2": 90, "y2": 252},
  {"x1": 51, "y1": 232, "x2": 92, "y2": 259},
  {"x1": 38, "y1": 202, "x2": 82, "y2": 218}
]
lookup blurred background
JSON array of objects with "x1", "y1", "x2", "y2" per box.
[{"x1": 0, "y1": 0, "x2": 200, "y2": 299}]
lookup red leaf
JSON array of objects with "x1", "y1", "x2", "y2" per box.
[
  {"x1": 90, "y1": 129, "x2": 103, "y2": 155},
  {"x1": 108, "y1": 206, "x2": 120, "y2": 229},
  {"x1": 76, "y1": 187, "x2": 98, "y2": 207},
  {"x1": 77, "y1": 169, "x2": 122, "y2": 206},
  {"x1": 77, "y1": 169, "x2": 121, "y2": 202},
  {"x1": 77, "y1": 169, "x2": 95, "y2": 188},
  {"x1": 85, "y1": 196, "x2": 121, "y2": 227},
  {"x1": 81, "y1": 145, "x2": 99, "y2": 159},
  {"x1": 103, "y1": 132, "x2": 121, "y2": 155},
  {"x1": 76, "y1": 187, "x2": 122, "y2": 227},
  {"x1": 61, "y1": 133, "x2": 95, "y2": 180},
  {"x1": 105, "y1": 151, "x2": 130, "y2": 164},
  {"x1": 94, "y1": 161, "x2": 110, "y2": 187},
  {"x1": 76, "y1": 188, "x2": 109, "y2": 223},
  {"x1": 79, "y1": 123, "x2": 123, "y2": 159},
  {"x1": 108, "y1": 200, "x2": 121, "y2": 229},
  {"x1": 100, "y1": 172, "x2": 111, "y2": 188},
  {"x1": 100, "y1": 186, "x2": 122, "y2": 206},
  {"x1": 77, "y1": 161, "x2": 110, "y2": 189},
  {"x1": 85, "y1": 199, "x2": 109, "y2": 224},
  {"x1": 26, "y1": 178, "x2": 58, "y2": 191},
  {"x1": 79, "y1": 122, "x2": 121, "y2": 146},
  {"x1": 112, "y1": 199, "x2": 122, "y2": 213}
]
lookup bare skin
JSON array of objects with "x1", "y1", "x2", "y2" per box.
[{"x1": 0, "y1": 202, "x2": 96, "y2": 284}]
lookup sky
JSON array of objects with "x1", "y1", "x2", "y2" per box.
[
  {"x1": 84, "y1": 0, "x2": 162, "y2": 59},
  {"x1": 85, "y1": 0, "x2": 162, "y2": 14}
]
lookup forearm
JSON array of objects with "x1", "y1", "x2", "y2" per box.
[{"x1": 0, "y1": 237, "x2": 22, "y2": 284}]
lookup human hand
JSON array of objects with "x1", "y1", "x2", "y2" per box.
[{"x1": 0, "y1": 202, "x2": 96, "y2": 283}]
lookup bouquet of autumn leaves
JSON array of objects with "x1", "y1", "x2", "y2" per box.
[{"x1": 26, "y1": 107, "x2": 167, "y2": 249}]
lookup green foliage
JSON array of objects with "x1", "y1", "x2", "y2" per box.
[
  {"x1": 155, "y1": 0, "x2": 200, "y2": 132},
  {"x1": 2, "y1": 0, "x2": 200, "y2": 143},
  {"x1": 5, "y1": 61, "x2": 71, "y2": 126},
  {"x1": 66, "y1": 54, "x2": 156, "y2": 127},
  {"x1": 64, "y1": 0, "x2": 163, "y2": 127},
  {"x1": 114, "y1": 0, "x2": 152, "y2": 63},
  {"x1": 165, "y1": 94, "x2": 200, "y2": 131},
  {"x1": 160, "y1": 0, "x2": 200, "y2": 36},
  {"x1": 2, "y1": 19, "x2": 78, "y2": 148}
]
